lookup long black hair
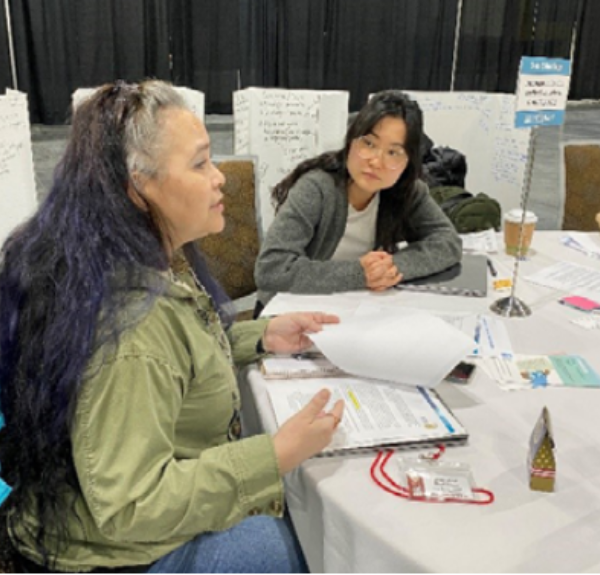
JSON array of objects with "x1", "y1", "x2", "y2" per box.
[
  {"x1": 272, "y1": 90, "x2": 424, "y2": 252},
  {"x1": 0, "y1": 80, "x2": 231, "y2": 565}
]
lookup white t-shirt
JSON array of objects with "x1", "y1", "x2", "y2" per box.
[{"x1": 331, "y1": 194, "x2": 380, "y2": 261}]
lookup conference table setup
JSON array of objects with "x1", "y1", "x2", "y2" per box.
[
  {"x1": 239, "y1": 231, "x2": 600, "y2": 573},
  {"x1": 4, "y1": 3, "x2": 600, "y2": 572}
]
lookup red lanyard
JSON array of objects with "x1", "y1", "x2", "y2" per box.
[{"x1": 370, "y1": 449, "x2": 495, "y2": 505}]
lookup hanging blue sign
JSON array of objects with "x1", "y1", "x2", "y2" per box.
[{"x1": 515, "y1": 57, "x2": 571, "y2": 128}]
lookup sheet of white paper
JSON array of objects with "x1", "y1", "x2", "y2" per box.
[
  {"x1": 480, "y1": 357, "x2": 522, "y2": 385},
  {"x1": 561, "y1": 232, "x2": 600, "y2": 259},
  {"x1": 309, "y1": 309, "x2": 474, "y2": 388},
  {"x1": 261, "y1": 292, "x2": 362, "y2": 318},
  {"x1": 435, "y1": 312, "x2": 479, "y2": 340},
  {"x1": 525, "y1": 261, "x2": 600, "y2": 294},
  {"x1": 351, "y1": 301, "x2": 479, "y2": 341},
  {"x1": 472, "y1": 314, "x2": 514, "y2": 359},
  {"x1": 460, "y1": 229, "x2": 499, "y2": 253}
]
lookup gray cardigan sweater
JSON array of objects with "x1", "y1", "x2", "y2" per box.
[{"x1": 255, "y1": 170, "x2": 462, "y2": 306}]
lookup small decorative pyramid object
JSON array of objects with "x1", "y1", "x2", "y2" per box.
[{"x1": 528, "y1": 407, "x2": 556, "y2": 492}]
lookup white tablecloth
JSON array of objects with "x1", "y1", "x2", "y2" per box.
[{"x1": 239, "y1": 231, "x2": 600, "y2": 573}]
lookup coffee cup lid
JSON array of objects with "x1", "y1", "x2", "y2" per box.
[{"x1": 504, "y1": 208, "x2": 538, "y2": 224}]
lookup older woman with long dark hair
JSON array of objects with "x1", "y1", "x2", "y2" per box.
[
  {"x1": 0, "y1": 80, "x2": 343, "y2": 573},
  {"x1": 254, "y1": 90, "x2": 462, "y2": 314}
]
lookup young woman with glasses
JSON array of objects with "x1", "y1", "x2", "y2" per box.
[
  {"x1": 0, "y1": 80, "x2": 344, "y2": 573},
  {"x1": 254, "y1": 90, "x2": 462, "y2": 314}
]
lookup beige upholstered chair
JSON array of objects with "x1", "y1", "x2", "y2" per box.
[
  {"x1": 562, "y1": 143, "x2": 600, "y2": 231},
  {"x1": 198, "y1": 156, "x2": 260, "y2": 319}
]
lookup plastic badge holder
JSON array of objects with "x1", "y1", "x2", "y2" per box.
[
  {"x1": 398, "y1": 457, "x2": 478, "y2": 502},
  {"x1": 371, "y1": 449, "x2": 494, "y2": 505}
]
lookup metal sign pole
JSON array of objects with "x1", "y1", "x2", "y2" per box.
[
  {"x1": 490, "y1": 56, "x2": 571, "y2": 319},
  {"x1": 490, "y1": 125, "x2": 538, "y2": 317},
  {"x1": 3, "y1": 0, "x2": 18, "y2": 89}
]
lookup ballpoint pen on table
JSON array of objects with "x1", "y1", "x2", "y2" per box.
[{"x1": 486, "y1": 258, "x2": 498, "y2": 277}]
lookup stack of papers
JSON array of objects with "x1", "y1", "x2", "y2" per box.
[
  {"x1": 263, "y1": 307, "x2": 473, "y2": 455},
  {"x1": 267, "y1": 378, "x2": 468, "y2": 456}
]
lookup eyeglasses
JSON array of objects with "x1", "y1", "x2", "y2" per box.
[{"x1": 354, "y1": 135, "x2": 408, "y2": 170}]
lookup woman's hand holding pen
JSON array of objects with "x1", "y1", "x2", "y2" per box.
[
  {"x1": 273, "y1": 388, "x2": 345, "y2": 475},
  {"x1": 360, "y1": 251, "x2": 402, "y2": 291}
]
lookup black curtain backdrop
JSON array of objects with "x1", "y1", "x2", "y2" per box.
[
  {"x1": 10, "y1": 0, "x2": 73, "y2": 123},
  {"x1": 455, "y1": 0, "x2": 581, "y2": 93},
  {"x1": 323, "y1": 0, "x2": 458, "y2": 111},
  {"x1": 275, "y1": 0, "x2": 328, "y2": 89},
  {"x1": 456, "y1": 0, "x2": 534, "y2": 92},
  {"x1": 238, "y1": 0, "x2": 278, "y2": 89},
  {"x1": 0, "y1": 3, "x2": 12, "y2": 91},
  {"x1": 169, "y1": 0, "x2": 241, "y2": 114},
  {"x1": 531, "y1": 0, "x2": 581, "y2": 57},
  {"x1": 6, "y1": 0, "x2": 600, "y2": 123},
  {"x1": 571, "y1": 0, "x2": 600, "y2": 99},
  {"x1": 10, "y1": 0, "x2": 170, "y2": 124}
]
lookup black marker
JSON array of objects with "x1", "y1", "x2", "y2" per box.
[{"x1": 486, "y1": 258, "x2": 498, "y2": 277}]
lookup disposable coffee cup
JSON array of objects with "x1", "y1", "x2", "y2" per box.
[{"x1": 504, "y1": 209, "x2": 538, "y2": 257}]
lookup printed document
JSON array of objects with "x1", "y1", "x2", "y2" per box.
[
  {"x1": 525, "y1": 261, "x2": 600, "y2": 295},
  {"x1": 481, "y1": 354, "x2": 600, "y2": 390},
  {"x1": 267, "y1": 378, "x2": 468, "y2": 454}
]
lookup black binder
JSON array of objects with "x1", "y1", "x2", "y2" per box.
[{"x1": 395, "y1": 254, "x2": 488, "y2": 297}]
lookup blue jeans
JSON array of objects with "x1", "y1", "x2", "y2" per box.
[{"x1": 147, "y1": 515, "x2": 308, "y2": 573}]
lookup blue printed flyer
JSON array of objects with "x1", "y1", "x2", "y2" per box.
[{"x1": 514, "y1": 354, "x2": 600, "y2": 389}]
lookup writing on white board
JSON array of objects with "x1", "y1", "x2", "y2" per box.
[
  {"x1": 0, "y1": 90, "x2": 38, "y2": 246},
  {"x1": 234, "y1": 88, "x2": 348, "y2": 234},
  {"x1": 406, "y1": 91, "x2": 530, "y2": 215}
]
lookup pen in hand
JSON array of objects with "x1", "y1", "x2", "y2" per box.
[{"x1": 486, "y1": 258, "x2": 498, "y2": 277}]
